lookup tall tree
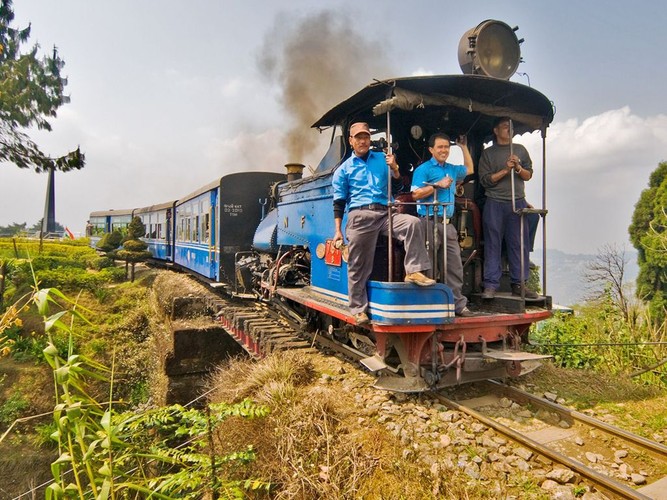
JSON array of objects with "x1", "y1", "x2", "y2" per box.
[
  {"x1": 629, "y1": 161, "x2": 667, "y2": 322},
  {"x1": 0, "y1": 0, "x2": 84, "y2": 172}
]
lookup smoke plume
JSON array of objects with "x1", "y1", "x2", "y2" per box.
[{"x1": 259, "y1": 10, "x2": 394, "y2": 165}]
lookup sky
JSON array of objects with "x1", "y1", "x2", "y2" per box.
[{"x1": 2, "y1": 0, "x2": 667, "y2": 255}]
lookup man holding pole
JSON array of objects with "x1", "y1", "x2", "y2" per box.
[
  {"x1": 411, "y1": 132, "x2": 474, "y2": 317},
  {"x1": 332, "y1": 122, "x2": 434, "y2": 326},
  {"x1": 478, "y1": 117, "x2": 538, "y2": 299}
]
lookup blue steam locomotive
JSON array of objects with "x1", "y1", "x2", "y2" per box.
[{"x1": 89, "y1": 20, "x2": 554, "y2": 392}]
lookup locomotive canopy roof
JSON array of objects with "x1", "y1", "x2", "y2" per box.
[{"x1": 312, "y1": 74, "x2": 554, "y2": 139}]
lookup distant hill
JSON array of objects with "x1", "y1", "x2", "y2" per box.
[{"x1": 533, "y1": 248, "x2": 639, "y2": 307}]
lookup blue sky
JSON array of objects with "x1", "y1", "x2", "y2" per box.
[{"x1": 2, "y1": 0, "x2": 667, "y2": 255}]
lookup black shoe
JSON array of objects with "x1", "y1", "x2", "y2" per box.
[
  {"x1": 511, "y1": 283, "x2": 539, "y2": 299},
  {"x1": 456, "y1": 306, "x2": 475, "y2": 317},
  {"x1": 481, "y1": 287, "x2": 496, "y2": 299}
]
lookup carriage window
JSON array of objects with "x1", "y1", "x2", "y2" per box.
[{"x1": 203, "y1": 213, "x2": 210, "y2": 243}]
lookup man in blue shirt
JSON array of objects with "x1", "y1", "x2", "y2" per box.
[
  {"x1": 332, "y1": 122, "x2": 434, "y2": 326},
  {"x1": 411, "y1": 132, "x2": 474, "y2": 316}
]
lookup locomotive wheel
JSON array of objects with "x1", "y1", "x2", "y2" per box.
[{"x1": 505, "y1": 360, "x2": 522, "y2": 377}]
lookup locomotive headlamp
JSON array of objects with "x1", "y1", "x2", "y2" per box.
[{"x1": 458, "y1": 20, "x2": 522, "y2": 80}]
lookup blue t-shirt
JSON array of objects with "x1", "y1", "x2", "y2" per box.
[
  {"x1": 332, "y1": 150, "x2": 391, "y2": 209},
  {"x1": 411, "y1": 157, "x2": 467, "y2": 218}
]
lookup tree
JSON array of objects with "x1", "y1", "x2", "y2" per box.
[
  {"x1": 96, "y1": 230, "x2": 123, "y2": 254},
  {"x1": 0, "y1": 0, "x2": 84, "y2": 172},
  {"x1": 583, "y1": 244, "x2": 634, "y2": 323},
  {"x1": 629, "y1": 161, "x2": 667, "y2": 322},
  {"x1": 0, "y1": 222, "x2": 26, "y2": 236},
  {"x1": 115, "y1": 217, "x2": 151, "y2": 282}
]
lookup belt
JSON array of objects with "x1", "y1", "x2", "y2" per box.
[
  {"x1": 349, "y1": 203, "x2": 388, "y2": 212},
  {"x1": 419, "y1": 214, "x2": 451, "y2": 224}
]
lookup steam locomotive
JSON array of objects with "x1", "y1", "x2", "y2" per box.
[{"x1": 89, "y1": 20, "x2": 554, "y2": 392}]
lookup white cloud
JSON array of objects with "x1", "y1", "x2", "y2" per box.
[{"x1": 521, "y1": 106, "x2": 667, "y2": 254}]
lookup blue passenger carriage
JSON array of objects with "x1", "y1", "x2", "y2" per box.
[
  {"x1": 87, "y1": 209, "x2": 133, "y2": 247},
  {"x1": 135, "y1": 201, "x2": 176, "y2": 261},
  {"x1": 175, "y1": 172, "x2": 284, "y2": 285}
]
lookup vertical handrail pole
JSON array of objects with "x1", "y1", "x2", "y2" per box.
[
  {"x1": 387, "y1": 112, "x2": 394, "y2": 282},
  {"x1": 541, "y1": 130, "x2": 548, "y2": 296},
  {"x1": 443, "y1": 200, "x2": 447, "y2": 284},
  {"x1": 510, "y1": 119, "x2": 525, "y2": 296},
  {"x1": 516, "y1": 120, "x2": 520, "y2": 215}
]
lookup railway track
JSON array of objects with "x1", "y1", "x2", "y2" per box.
[{"x1": 434, "y1": 382, "x2": 667, "y2": 499}]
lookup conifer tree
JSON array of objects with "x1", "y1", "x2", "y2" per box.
[{"x1": 0, "y1": 0, "x2": 84, "y2": 172}]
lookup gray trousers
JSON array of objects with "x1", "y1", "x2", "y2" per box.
[
  {"x1": 421, "y1": 218, "x2": 467, "y2": 312},
  {"x1": 345, "y1": 209, "x2": 431, "y2": 314}
]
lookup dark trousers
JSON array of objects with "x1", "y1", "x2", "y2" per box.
[
  {"x1": 482, "y1": 198, "x2": 530, "y2": 289},
  {"x1": 346, "y1": 209, "x2": 430, "y2": 314}
]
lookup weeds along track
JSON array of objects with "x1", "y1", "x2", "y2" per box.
[{"x1": 433, "y1": 382, "x2": 667, "y2": 499}]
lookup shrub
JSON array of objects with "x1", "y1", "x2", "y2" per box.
[
  {"x1": 89, "y1": 256, "x2": 114, "y2": 270},
  {"x1": 0, "y1": 391, "x2": 29, "y2": 426},
  {"x1": 35, "y1": 268, "x2": 105, "y2": 292},
  {"x1": 97, "y1": 230, "x2": 123, "y2": 252},
  {"x1": 98, "y1": 266, "x2": 126, "y2": 283}
]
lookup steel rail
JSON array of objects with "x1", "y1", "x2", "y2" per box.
[
  {"x1": 486, "y1": 380, "x2": 667, "y2": 460},
  {"x1": 431, "y1": 391, "x2": 653, "y2": 500}
]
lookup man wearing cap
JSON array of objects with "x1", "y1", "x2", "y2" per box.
[
  {"x1": 411, "y1": 132, "x2": 474, "y2": 317},
  {"x1": 332, "y1": 122, "x2": 435, "y2": 326},
  {"x1": 478, "y1": 116, "x2": 538, "y2": 299}
]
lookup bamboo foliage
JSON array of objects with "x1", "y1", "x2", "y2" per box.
[{"x1": 29, "y1": 286, "x2": 270, "y2": 499}]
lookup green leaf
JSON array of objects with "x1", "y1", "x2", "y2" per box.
[
  {"x1": 35, "y1": 288, "x2": 51, "y2": 315},
  {"x1": 54, "y1": 365, "x2": 70, "y2": 384}
]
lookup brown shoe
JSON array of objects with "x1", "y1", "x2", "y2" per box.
[
  {"x1": 511, "y1": 283, "x2": 539, "y2": 299},
  {"x1": 456, "y1": 306, "x2": 475, "y2": 317},
  {"x1": 353, "y1": 312, "x2": 370, "y2": 325},
  {"x1": 404, "y1": 272, "x2": 436, "y2": 287},
  {"x1": 481, "y1": 287, "x2": 496, "y2": 299}
]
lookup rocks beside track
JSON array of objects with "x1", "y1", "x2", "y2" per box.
[{"x1": 310, "y1": 358, "x2": 611, "y2": 499}]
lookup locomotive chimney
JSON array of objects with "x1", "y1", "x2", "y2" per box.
[{"x1": 285, "y1": 163, "x2": 305, "y2": 182}]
